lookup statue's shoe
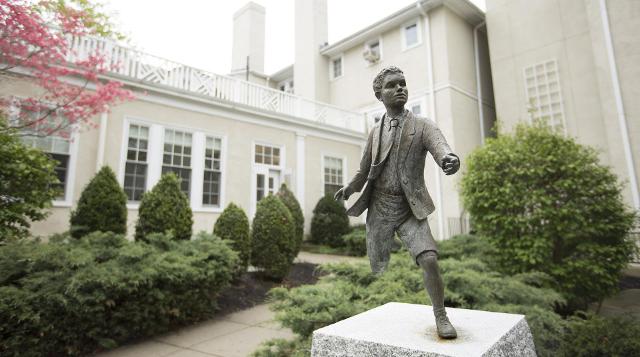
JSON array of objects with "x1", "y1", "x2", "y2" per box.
[{"x1": 435, "y1": 310, "x2": 457, "y2": 339}]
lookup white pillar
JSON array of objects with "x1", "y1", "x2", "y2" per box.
[
  {"x1": 96, "y1": 112, "x2": 108, "y2": 172},
  {"x1": 296, "y1": 133, "x2": 306, "y2": 210}
]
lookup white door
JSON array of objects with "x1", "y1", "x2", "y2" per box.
[{"x1": 255, "y1": 167, "x2": 280, "y2": 205}]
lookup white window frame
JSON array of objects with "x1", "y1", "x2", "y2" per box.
[
  {"x1": 251, "y1": 141, "x2": 286, "y2": 217},
  {"x1": 118, "y1": 117, "x2": 227, "y2": 212},
  {"x1": 401, "y1": 18, "x2": 422, "y2": 51},
  {"x1": 161, "y1": 127, "x2": 194, "y2": 199},
  {"x1": 363, "y1": 36, "x2": 383, "y2": 66},
  {"x1": 321, "y1": 153, "x2": 347, "y2": 197},
  {"x1": 9, "y1": 98, "x2": 79, "y2": 207},
  {"x1": 330, "y1": 54, "x2": 344, "y2": 80},
  {"x1": 197, "y1": 133, "x2": 227, "y2": 212}
]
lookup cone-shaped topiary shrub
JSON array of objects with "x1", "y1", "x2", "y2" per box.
[
  {"x1": 276, "y1": 183, "x2": 304, "y2": 252},
  {"x1": 310, "y1": 193, "x2": 350, "y2": 247},
  {"x1": 135, "y1": 173, "x2": 193, "y2": 241},
  {"x1": 70, "y1": 166, "x2": 127, "y2": 238},
  {"x1": 251, "y1": 195, "x2": 296, "y2": 280},
  {"x1": 214, "y1": 202, "x2": 251, "y2": 275}
]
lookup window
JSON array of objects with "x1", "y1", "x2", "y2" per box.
[
  {"x1": 162, "y1": 129, "x2": 192, "y2": 197},
  {"x1": 363, "y1": 39, "x2": 381, "y2": 64},
  {"x1": 331, "y1": 56, "x2": 343, "y2": 79},
  {"x1": 524, "y1": 59, "x2": 566, "y2": 134},
  {"x1": 124, "y1": 124, "x2": 149, "y2": 201},
  {"x1": 202, "y1": 136, "x2": 222, "y2": 206},
  {"x1": 323, "y1": 156, "x2": 343, "y2": 197},
  {"x1": 19, "y1": 110, "x2": 71, "y2": 201},
  {"x1": 255, "y1": 144, "x2": 280, "y2": 166},
  {"x1": 402, "y1": 21, "x2": 421, "y2": 50}
]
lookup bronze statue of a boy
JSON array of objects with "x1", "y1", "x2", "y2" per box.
[{"x1": 334, "y1": 66, "x2": 460, "y2": 339}]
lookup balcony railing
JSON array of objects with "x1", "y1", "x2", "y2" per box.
[{"x1": 66, "y1": 36, "x2": 366, "y2": 134}]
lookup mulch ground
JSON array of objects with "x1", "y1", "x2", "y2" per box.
[{"x1": 215, "y1": 262, "x2": 325, "y2": 316}]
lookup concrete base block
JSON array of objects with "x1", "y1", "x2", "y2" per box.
[{"x1": 311, "y1": 302, "x2": 536, "y2": 357}]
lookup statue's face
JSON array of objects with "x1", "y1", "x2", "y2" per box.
[{"x1": 377, "y1": 72, "x2": 408, "y2": 108}]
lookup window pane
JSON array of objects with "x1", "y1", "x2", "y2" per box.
[
  {"x1": 50, "y1": 153, "x2": 70, "y2": 200},
  {"x1": 405, "y1": 23, "x2": 418, "y2": 47}
]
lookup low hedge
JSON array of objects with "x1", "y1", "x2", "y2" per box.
[{"x1": 0, "y1": 231, "x2": 237, "y2": 356}]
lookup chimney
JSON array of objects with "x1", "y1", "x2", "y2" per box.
[
  {"x1": 231, "y1": 2, "x2": 266, "y2": 74},
  {"x1": 294, "y1": 0, "x2": 329, "y2": 102}
]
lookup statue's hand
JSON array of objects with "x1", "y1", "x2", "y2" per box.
[
  {"x1": 334, "y1": 186, "x2": 354, "y2": 201},
  {"x1": 442, "y1": 154, "x2": 460, "y2": 175}
]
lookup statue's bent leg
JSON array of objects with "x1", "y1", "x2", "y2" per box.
[{"x1": 398, "y1": 216, "x2": 457, "y2": 339}]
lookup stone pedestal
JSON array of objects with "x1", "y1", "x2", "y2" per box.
[{"x1": 311, "y1": 302, "x2": 536, "y2": 357}]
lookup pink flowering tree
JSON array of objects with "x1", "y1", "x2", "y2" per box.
[{"x1": 0, "y1": 0, "x2": 134, "y2": 137}]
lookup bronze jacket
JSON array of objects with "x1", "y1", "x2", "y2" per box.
[{"x1": 345, "y1": 110, "x2": 456, "y2": 220}]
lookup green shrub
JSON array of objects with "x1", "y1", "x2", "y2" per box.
[
  {"x1": 0, "y1": 121, "x2": 59, "y2": 241},
  {"x1": 310, "y1": 194, "x2": 350, "y2": 247},
  {"x1": 276, "y1": 184, "x2": 304, "y2": 253},
  {"x1": 264, "y1": 252, "x2": 565, "y2": 356},
  {"x1": 460, "y1": 121, "x2": 636, "y2": 310},
  {"x1": 70, "y1": 166, "x2": 127, "y2": 238},
  {"x1": 251, "y1": 195, "x2": 296, "y2": 280},
  {"x1": 135, "y1": 173, "x2": 193, "y2": 241},
  {"x1": 0, "y1": 231, "x2": 237, "y2": 356},
  {"x1": 214, "y1": 203, "x2": 251, "y2": 275},
  {"x1": 559, "y1": 314, "x2": 640, "y2": 357},
  {"x1": 252, "y1": 337, "x2": 312, "y2": 357},
  {"x1": 342, "y1": 227, "x2": 367, "y2": 256}
]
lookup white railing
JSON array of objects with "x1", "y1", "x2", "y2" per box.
[{"x1": 65, "y1": 36, "x2": 366, "y2": 133}]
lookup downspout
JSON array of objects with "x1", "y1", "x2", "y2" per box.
[
  {"x1": 599, "y1": 0, "x2": 639, "y2": 210},
  {"x1": 96, "y1": 112, "x2": 108, "y2": 172},
  {"x1": 473, "y1": 21, "x2": 486, "y2": 145},
  {"x1": 419, "y1": 1, "x2": 446, "y2": 240}
]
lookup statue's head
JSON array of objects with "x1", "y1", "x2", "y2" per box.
[{"x1": 372, "y1": 66, "x2": 407, "y2": 108}]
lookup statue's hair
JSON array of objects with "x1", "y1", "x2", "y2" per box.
[{"x1": 372, "y1": 66, "x2": 404, "y2": 96}]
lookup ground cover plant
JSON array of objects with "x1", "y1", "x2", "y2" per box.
[
  {"x1": 254, "y1": 234, "x2": 568, "y2": 357},
  {"x1": 0, "y1": 231, "x2": 237, "y2": 356}
]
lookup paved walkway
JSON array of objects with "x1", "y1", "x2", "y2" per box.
[
  {"x1": 96, "y1": 303, "x2": 293, "y2": 357},
  {"x1": 95, "y1": 252, "x2": 357, "y2": 357}
]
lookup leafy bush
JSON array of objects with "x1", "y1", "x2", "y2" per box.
[
  {"x1": 0, "y1": 122, "x2": 59, "y2": 241},
  {"x1": 341, "y1": 226, "x2": 366, "y2": 256},
  {"x1": 251, "y1": 195, "x2": 296, "y2": 280},
  {"x1": 135, "y1": 173, "x2": 193, "y2": 241},
  {"x1": 559, "y1": 314, "x2": 640, "y2": 356},
  {"x1": 69, "y1": 166, "x2": 127, "y2": 238},
  {"x1": 213, "y1": 203, "x2": 251, "y2": 275},
  {"x1": 310, "y1": 194, "x2": 350, "y2": 247},
  {"x1": 0, "y1": 231, "x2": 237, "y2": 356},
  {"x1": 277, "y1": 184, "x2": 304, "y2": 253},
  {"x1": 460, "y1": 121, "x2": 636, "y2": 309}
]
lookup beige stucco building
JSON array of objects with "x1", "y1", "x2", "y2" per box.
[
  {"x1": 5, "y1": 0, "x2": 497, "y2": 241},
  {"x1": 485, "y1": 0, "x2": 639, "y2": 211}
]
